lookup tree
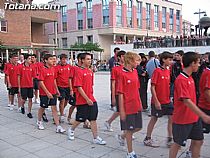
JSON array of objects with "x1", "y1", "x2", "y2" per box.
[{"x1": 70, "y1": 42, "x2": 104, "y2": 52}]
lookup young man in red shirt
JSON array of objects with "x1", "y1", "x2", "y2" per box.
[
  {"x1": 36, "y1": 54, "x2": 65, "y2": 133},
  {"x1": 198, "y1": 53, "x2": 210, "y2": 134},
  {"x1": 117, "y1": 52, "x2": 142, "y2": 158},
  {"x1": 67, "y1": 53, "x2": 106, "y2": 145},
  {"x1": 18, "y1": 54, "x2": 34, "y2": 118},
  {"x1": 104, "y1": 50, "x2": 126, "y2": 132},
  {"x1": 5, "y1": 54, "x2": 21, "y2": 111},
  {"x1": 144, "y1": 52, "x2": 173, "y2": 148},
  {"x1": 169, "y1": 52, "x2": 210, "y2": 158},
  {"x1": 56, "y1": 54, "x2": 73, "y2": 123}
]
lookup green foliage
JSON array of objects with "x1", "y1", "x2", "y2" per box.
[{"x1": 70, "y1": 42, "x2": 104, "y2": 52}]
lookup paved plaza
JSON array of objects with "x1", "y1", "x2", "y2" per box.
[{"x1": 0, "y1": 72, "x2": 210, "y2": 158}]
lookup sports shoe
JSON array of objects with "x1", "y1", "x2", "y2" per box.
[
  {"x1": 93, "y1": 136, "x2": 106, "y2": 145},
  {"x1": 27, "y1": 113, "x2": 33, "y2": 119},
  {"x1": 116, "y1": 134, "x2": 125, "y2": 146},
  {"x1": 34, "y1": 99, "x2": 40, "y2": 104},
  {"x1": 9, "y1": 104, "x2": 14, "y2": 111},
  {"x1": 37, "y1": 121, "x2": 44, "y2": 130},
  {"x1": 132, "y1": 135, "x2": 136, "y2": 140},
  {"x1": 67, "y1": 128, "x2": 75, "y2": 140},
  {"x1": 143, "y1": 138, "x2": 159, "y2": 148},
  {"x1": 18, "y1": 107, "x2": 21, "y2": 113},
  {"x1": 60, "y1": 116, "x2": 65, "y2": 123},
  {"x1": 166, "y1": 137, "x2": 173, "y2": 147},
  {"x1": 56, "y1": 125, "x2": 66, "y2": 133},
  {"x1": 42, "y1": 113, "x2": 48, "y2": 122},
  {"x1": 7, "y1": 104, "x2": 11, "y2": 107},
  {"x1": 126, "y1": 151, "x2": 137, "y2": 158},
  {"x1": 21, "y1": 107, "x2": 25, "y2": 114},
  {"x1": 186, "y1": 151, "x2": 192, "y2": 158},
  {"x1": 104, "y1": 121, "x2": 114, "y2": 132}
]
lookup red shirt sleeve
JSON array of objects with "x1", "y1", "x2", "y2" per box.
[
  {"x1": 177, "y1": 80, "x2": 191, "y2": 100},
  {"x1": 151, "y1": 69, "x2": 159, "y2": 85},
  {"x1": 117, "y1": 73, "x2": 125, "y2": 94},
  {"x1": 39, "y1": 67, "x2": 45, "y2": 81},
  {"x1": 3, "y1": 63, "x2": 8, "y2": 73},
  {"x1": 74, "y1": 69, "x2": 83, "y2": 87}
]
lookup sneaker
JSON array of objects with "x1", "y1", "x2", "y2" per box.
[
  {"x1": 93, "y1": 136, "x2": 106, "y2": 145},
  {"x1": 186, "y1": 151, "x2": 192, "y2": 158},
  {"x1": 7, "y1": 104, "x2": 11, "y2": 107},
  {"x1": 67, "y1": 128, "x2": 75, "y2": 140},
  {"x1": 18, "y1": 107, "x2": 21, "y2": 113},
  {"x1": 27, "y1": 113, "x2": 33, "y2": 119},
  {"x1": 9, "y1": 104, "x2": 14, "y2": 111},
  {"x1": 104, "y1": 121, "x2": 114, "y2": 132},
  {"x1": 21, "y1": 107, "x2": 25, "y2": 114},
  {"x1": 127, "y1": 152, "x2": 137, "y2": 158},
  {"x1": 35, "y1": 99, "x2": 40, "y2": 104},
  {"x1": 132, "y1": 135, "x2": 136, "y2": 140},
  {"x1": 42, "y1": 113, "x2": 48, "y2": 122},
  {"x1": 37, "y1": 121, "x2": 44, "y2": 130},
  {"x1": 56, "y1": 125, "x2": 66, "y2": 133},
  {"x1": 143, "y1": 138, "x2": 159, "y2": 148},
  {"x1": 166, "y1": 137, "x2": 173, "y2": 147},
  {"x1": 60, "y1": 116, "x2": 65, "y2": 123},
  {"x1": 116, "y1": 134, "x2": 125, "y2": 146}
]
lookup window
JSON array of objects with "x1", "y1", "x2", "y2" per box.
[
  {"x1": 126, "y1": 0, "x2": 132, "y2": 27},
  {"x1": 162, "y1": 7, "x2": 166, "y2": 29},
  {"x1": 61, "y1": 5, "x2": 67, "y2": 16},
  {"x1": 87, "y1": 0, "x2": 93, "y2": 29},
  {"x1": 116, "y1": 0, "x2": 122, "y2": 25},
  {"x1": 136, "y1": 1, "x2": 142, "y2": 28},
  {"x1": 0, "y1": 20, "x2": 7, "y2": 32},
  {"x1": 61, "y1": 5, "x2": 67, "y2": 32},
  {"x1": 169, "y1": 8, "x2": 174, "y2": 31},
  {"x1": 146, "y1": 3, "x2": 151, "y2": 29},
  {"x1": 87, "y1": 35, "x2": 93, "y2": 43},
  {"x1": 62, "y1": 38, "x2": 67, "y2": 48},
  {"x1": 102, "y1": 0, "x2": 109, "y2": 25},
  {"x1": 62, "y1": 22, "x2": 67, "y2": 32},
  {"x1": 77, "y1": 36, "x2": 83, "y2": 44},
  {"x1": 154, "y1": 5, "x2": 159, "y2": 28},
  {"x1": 176, "y1": 10, "x2": 180, "y2": 32},
  {"x1": 77, "y1": 2, "x2": 83, "y2": 30}
]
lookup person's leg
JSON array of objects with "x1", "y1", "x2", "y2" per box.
[
  {"x1": 10, "y1": 95, "x2": 14, "y2": 105},
  {"x1": 38, "y1": 107, "x2": 45, "y2": 121},
  {"x1": 169, "y1": 143, "x2": 181, "y2": 158},
  {"x1": 125, "y1": 130, "x2": 133, "y2": 153},
  {"x1": 59, "y1": 99, "x2": 65, "y2": 117},
  {"x1": 107, "y1": 112, "x2": 119, "y2": 125},
  {"x1": 168, "y1": 116, "x2": 173, "y2": 138},
  {"x1": 191, "y1": 140, "x2": 203, "y2": 158},
  {"x1": 146, "y1": 116, "x2": 158, "y2": 138},
  {"x1": 68, "y1": 105, "x2": 75, "y2": 119},
  {"x1": 28, "y1": 98, "x2": 32, "y2": 113},
  {"x1": 71, "y1": 120, "x2": 81, "y2": 130},
  {"x1": 90, "y1": 120, "x2": 98, "y2": 138},
  {"x1": 51, "y1": 106, "x2": 60, "y2": 126}
]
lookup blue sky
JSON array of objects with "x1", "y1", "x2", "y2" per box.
[{"x1": 33, "y1": 0, "x2": 209, "y2": 25}]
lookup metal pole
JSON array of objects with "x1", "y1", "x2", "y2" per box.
[{"x1": 6, "y1": 49, "x2": 9, "y2": 62}]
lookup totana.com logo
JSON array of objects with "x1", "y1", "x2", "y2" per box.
[{"x1": 4, "y1": 0, "x2": 60, "y2": 10}]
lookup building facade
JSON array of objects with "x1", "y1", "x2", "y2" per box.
[
  {"x1": 183, "y1": 19, "x2": 193, "y2": 36},
  {"x1": 47, "y1": 0, "x2": 182, "y2": 60}
]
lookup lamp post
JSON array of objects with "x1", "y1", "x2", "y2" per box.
[{"x1": 194, "y1": 9, "x2": 206, "y2": 37}]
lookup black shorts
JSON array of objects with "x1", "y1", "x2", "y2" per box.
[
  {"x1": 33, "y1": 78, "x2": 39, "y2": 90},
  {"x1": 21, "y1": 88, "x2": 33, "y2": 100},
  {"x1": 172, "y1": 119, "x2": 204, "y2": 146},
  {"x1": 151, "y1": 103, "x2": 173, "y2": 118},
  {"x1": 40, "y1": 95, "x2": 57, "y2": 108},
  {"x1": 115, "y1": 95, "x2": 119, "y2": 112},
  {"x1": 9, "y1": 87, "x2": 19, "y2": 95},
  {"x1": 58, "y1": 87, "x2": 70, "y2": 101},
  {"x1": 200, "y1": 107, "x2": 210, "y2": 134},
  {"x1": 75, "y1": 102, "x2": 98, "y2": 122},
  {"x1": 120, "y1": 112, "x2": 142, "y2": 131}
]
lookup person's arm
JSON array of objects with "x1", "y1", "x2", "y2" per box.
[
  {"x1": 204, "y1": 89, "x2": 210, "y2": 102},
  {"x1": 69, "y1": 78, "x2": 74, "y2": 96},
  {"x1": 183, "y1": 99, "x2": 210, "y2": 124},
  {"x1": 118, "y1": 93, "x2": 126, "y2": 121},
  {"x1": 111, "y1": 80, "x2": 116, "y2": 106},
  {"x1": 18, "y1": 75, "x2": 21, "y2": 93},
  {"x1": 77, "y1": 87, "x2": 93, "y2": 105},
  {"x1": 151, "y1": 84, "x2": 161, "y2": 110},
  {"x1": 39, "y1": 81, "x2": 53, "y2": 99},
  {"x1": 54, "y1": 79, "x2": 60, "y2": 96},
  {"x1": 6, "y1": 75, "x2": 11, "y2": 88}
]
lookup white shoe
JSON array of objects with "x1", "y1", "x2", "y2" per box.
[
  {"x1": 126, "y1": 151, "x2": 137, "y2": 158},
  {"x1": 35, "y1": 99, "x2": 40, "y2": 104},
  {"x1": 60, "y1": 116, "x2": 65, "y2": 123},
  {"x1": 116, "y1": 134, "x2": 125, "y2": 146},
  {"x1": 93, "y1": 136, "x2": 106, "y2": 145},
  {"x1": 18, "y1": 107, "x2": 21, "y2": 113},
  {"x1": 186, "y1": 151, "x2": 192, "y2": 158},
  {"x1": 56, "y1": 125, "x2": 66, "y2": 133},
  {"x1": 68, "y1": 128, "x2": 75, "y2": 140},
  {"x1": 104, "y1": 121, "x2": 114, "y2": 132},
  {"x1": 9, "y1": 104, "x2": 14, "y2": 111},
  {"x1": 7, "y1": 104, "x2": 11, "y2": 107},
  {"x1": 37, "y1": 121, "x2": 45, "y2": 130},
  {"x1": 132, "y1": 135, "x2": 136, "y2": 140}
]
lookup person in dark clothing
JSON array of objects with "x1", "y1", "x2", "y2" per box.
[
  {"x1": 136, "y1": 53, "x2": 149, "y2": 110},
  {"x1": 108, "y1": 47, "x2": 120, "y2": 71}
]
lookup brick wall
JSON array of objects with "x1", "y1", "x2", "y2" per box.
[
  {"x1": 109, "y1": 1, "x2": 116, "y2": 27},
  {"x1": 67, "y1": 9, "x2": 77, "y2": 31},
  {"x1": 132, "y1": 6, "x2": 137, "y2": 28},
  {"x1": 159, "y1": 11, "x2": 162, "y2": 31},
  {"x1": 142, "y1": 7, "x2": 146, "y2": 29},
  {"x1": 151, "y1": 9, "x2": 154, "y2": 30},
  {"x1": 93, "y1": 4, "x2": 102, "y2": 28},
  {"x1": 122, "y1": 3, "x2": 127, "y2": 27}
]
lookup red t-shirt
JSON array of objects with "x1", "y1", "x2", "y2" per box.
[
  {"x1": 36, "y1": 62, "x2": 44, "y2": 80},
  {"x1": 39, "y1": 66, "x2": 57, "y2": 96},
  {"x1": 56, "y1": 64, "x2": 73, "y2": 88},
  {"x1": 151, "y1": 67, "x2": 170, "y2": 104},
  {"x1": 18, "y1": 63, "x2": 35, "y2": 88},
  {"x1": 5, "y1": 64, "x2": 20, "y2": 87},
  {"x1": 111, "y1": 64, "x2": 123, "y2": 95},
  {"x1": 117, "y1": 68, "x2": 142, "y2": 115},
  {"x1": 173, "y1": 72, "x2": 199, "y2": 124},
  {"x1": 198, "y1": 68, "x2": 210, "y2": 110},
  {"x1": 31, "y1": 62, "x2": 40, "y2": 79},
  {"x1": 74, "y1": 67, "x2": 96, "y2": 105},
  {"x1": 4, "y1": 62, "x2": 12, "y2": 73},
  {"x1": 71, "y1": 65, "x2": 82, "y2": 93}
]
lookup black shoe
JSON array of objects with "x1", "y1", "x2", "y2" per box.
[
  {"x1": 21, "y1": 107, "x2": 25, "y2": 114},
  {"x1": 27, "y1": 113, "x2": 33, "y2": 119},
  {"x1": 42, "y1": 113, "x2": 48, "y2": 122}
]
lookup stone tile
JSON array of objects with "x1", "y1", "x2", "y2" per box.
[
  {"x1": 4, "y1": 134, "x2": 36, "y2": 146},
  {"x1": 0, "y1": 147, "x2": 29, "y2": 158},
  {"x1": 0, "y1": 140, "x2": 14, "y2": 151}
]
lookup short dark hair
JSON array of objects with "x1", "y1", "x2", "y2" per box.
[
  {"x1": 60, "y1": 54, "x2": 67, "y2": 60},
  {"x1": 176, "y1": 50, "x2": 184, "y2": 56},
  {"x1": 159, "y1": 51, "x2": 173, "y2": 65},
  {"x1": 182, "y1": 52, "x2": 200, "y2": 68},
  {"x1": 10, "y1": 53, "x2": 18, "y2": 58},
  {"x1": 117, "y1": 50, "x2": 126, "y2": 58},
  {"x1": 31, "y1": 54, "x2": 37, "y2": 58},
  {"x1": 148, "y1": 51, "x2": 155, "y2": 58},
  {"x1": 24, "y1": 54, "x2": 31, "y2": 60},
  {"x1": 77, "y1": 53, "x2": 82, "y2": 60},
  {"x1": 80, "y1": 53, "x2": 92, "y2": 61},
  {"x1": 114, "y1": 47, "x2": 120, "y2": 53},
  {"x1": 43, "y1": 54, "x2": 53, "y2": 61}
]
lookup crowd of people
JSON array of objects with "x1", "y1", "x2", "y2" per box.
[{"x1": 2, "y1": 48, "x2": 210, "y2": 158}]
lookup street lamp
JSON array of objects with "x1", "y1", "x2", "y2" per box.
[{"x1": 194, "y1": 9, "x2": 206, "y2": 37}]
